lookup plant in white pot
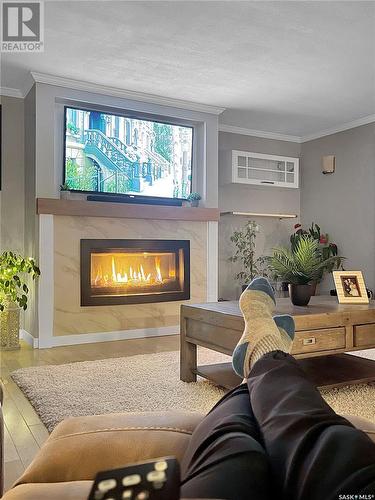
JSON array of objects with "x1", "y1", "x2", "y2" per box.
[
  {"x1": 0, "y1": 252, "x2": 40, "y2": 350},
  {"x1": 270, "y1": 236, "x2": 342, "y2": 306},
  {"x1": 60, "y1": 183, "x2": 70, "y2": 200}
]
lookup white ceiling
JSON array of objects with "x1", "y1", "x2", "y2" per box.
[{"x1": 1, "y1": 1, "x2": 374, "y2": 137}]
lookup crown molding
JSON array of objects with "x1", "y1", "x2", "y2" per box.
[
  {"x1": 300, "y1": 114, "x2": 375, "y2": 142},
  {"x1": 4, "y1": 72, "x2": 375, "y2": 140},
  {"x1": 30, "y1": 72, "x2": 225, "y2": 115},
  {"x1": 218, "y1": 123, "x2": 302, "y2": 143},
  {"x1": 219, "y1": 114, "x2": 375, "y2": 144},
  {"x1": 22, "y1": 72, "x2": 36, "y2": 98},
  {"x1": 0, "y1": 86, "x2": 24, "y2": 98}
]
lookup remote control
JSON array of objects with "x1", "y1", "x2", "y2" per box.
[{"x1": 88, "y1": 456, "x2": 180, "y2": 500}]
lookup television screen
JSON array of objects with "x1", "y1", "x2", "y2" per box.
[{"x1": 64, "y1": 107, "x2": 193, "y2": 200}]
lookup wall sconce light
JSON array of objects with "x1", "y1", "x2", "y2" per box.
[{"x1": 322, "y1": 155, "x2": 335, "y2": 174}]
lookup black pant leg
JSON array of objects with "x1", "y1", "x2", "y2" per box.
[
  {"x1": 180, "y1": 384, "x2": 272, "y2": 500},
  {"x1": 247, "y1": 351, "x2": 375, "y2": 500}
]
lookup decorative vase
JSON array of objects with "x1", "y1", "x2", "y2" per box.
[
  {"x1": 0, "y1": 300, "x2": 21, "y2": 350},
  {"x1": 190, "y1": 200, "x2": 199, "y2": 207},
  {"x1": 288, "y1": 284, "x2": 313, "y2": 307}
]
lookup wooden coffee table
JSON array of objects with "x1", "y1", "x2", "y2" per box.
[{"x1": 180, "y1": 296, "x2": 375, "y2": 389}]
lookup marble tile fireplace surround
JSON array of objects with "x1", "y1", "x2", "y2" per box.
[{"x1": 36, "y1": 199, "x2": 219, "y2": 348}]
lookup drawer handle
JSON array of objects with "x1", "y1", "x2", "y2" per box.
[{"x1": 303, "y1": 337, "x2": 316, "y2": 346}]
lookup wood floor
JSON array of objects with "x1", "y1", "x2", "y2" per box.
[{"x1": 0, "y1": 335, "x2": 179, "y2": 492}]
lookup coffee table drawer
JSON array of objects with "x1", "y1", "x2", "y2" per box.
[
  {"x1": 353, "y1": 324, "x2": 375, "y2": 348},
  {"x1": 292, "y1": 328, "x2": 346, "y2": 355}
]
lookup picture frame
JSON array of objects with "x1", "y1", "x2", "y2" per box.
[{"x1": 333, "y1": 271, "x2": 369, "y2": 304}]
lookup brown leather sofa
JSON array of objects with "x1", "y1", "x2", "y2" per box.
[{"x1": 2, "y1": 390, "x2": 375, "y2": 499}]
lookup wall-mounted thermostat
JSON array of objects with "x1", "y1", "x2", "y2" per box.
[{"x1": 322, "y1": 155, "x2": 335, "y2": 174}]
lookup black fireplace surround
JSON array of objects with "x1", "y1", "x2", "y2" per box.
[{"x1": 80, "y1": 239, "x2": 190, "y2": 306}]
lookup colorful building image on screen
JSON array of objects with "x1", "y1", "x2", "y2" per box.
[{"x1": 64, "y1": 107, "x2": 193, "y2": 199}]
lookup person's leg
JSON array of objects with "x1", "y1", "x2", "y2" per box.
[
  {"x1": 181, "y1": 278, "x2": 298, "y2": 500},
  {"x1": 248, "y1": 351, "x2": 375, "y2": 500},
  {"x1": 180, "y1": 383, "x2": 272, "y2": 500},
  {"x1": 232, "y1": 277, "x2": 375, "y2": 500}
]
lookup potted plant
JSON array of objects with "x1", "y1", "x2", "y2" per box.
[
  {"x1": 187, "y1": 192, "x2": 202, "y2": 207},
  {"x1": 290, "y1": 222, "x2": 342, "y2": 294},
  {"x1": 60, "y1": 183, "x2": 70, "y2": 200},
  {"x1": 0, "y1": 252, "x2": 40, "y2": 350},
  {"x1": 270, "y1": 236, "x2": 342, "y2": 306},
  {"x1": 229, "y1": 220, "x2": 270, "y2": 291}
]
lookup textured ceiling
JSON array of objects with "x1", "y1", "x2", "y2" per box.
[{"x1": 1, "y1": 1, "x2": 374, "y2": 136}]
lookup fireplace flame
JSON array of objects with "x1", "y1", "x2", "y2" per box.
[
  {"x1": 106, "y1": 256, "x2": 158, "y2": 285},
  {"x1": 155, "y1": 257, "x2": 162, "y2": 283}
]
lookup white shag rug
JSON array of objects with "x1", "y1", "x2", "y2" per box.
[{"x1": 11, "y1": 349, "x2": 375, "y2": 432}]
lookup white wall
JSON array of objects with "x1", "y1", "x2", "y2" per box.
[
  {"x1": 218, "y1": 131, "x2": 301, "y2": 299},
  {"x1": 300, "y1": 122, "x2": 375, "y2": 293}
]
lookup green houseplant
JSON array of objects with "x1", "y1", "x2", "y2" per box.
[
  {"x1": 229, "y1": 220, "x2": 270, "y2": 290},
  {"x1": 291, "y1": 222, "x2": 341, "y2": 294},
  {"x1": 270, "y1": 236, "x2": 342, "y2": 306},
  {"x1": 187, "y1": 192, "x2": 202, "y2": 207},
  {"x1": 60, "y1": 182, "x2": 70, "y2": 200},
  {"x1": 0, "y1": 252, "x2": 40, "y2": 349}
]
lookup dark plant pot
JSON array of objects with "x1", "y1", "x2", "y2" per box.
[
  {"x1": 288, "y1": 284, "x2": 313, "y2": 306},
  {"x1": 310, "y1": 281, "x2": 318, "y2": 296},
  {"x1": 190, "y1": 200, "x2": 199, "y2": 207}
]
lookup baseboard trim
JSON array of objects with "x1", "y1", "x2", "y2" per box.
[
  {"x1": 38, "y1": 325, "x2": 179, "y2": 349},
  {"x1": 20, "y1": 329, "x2": 39, "y2": 348}
]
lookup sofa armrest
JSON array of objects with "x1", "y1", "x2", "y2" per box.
[{"x1": 16, "y1": 411, "x2": 204, "y2": 486}]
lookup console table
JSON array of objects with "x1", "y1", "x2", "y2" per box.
[{"x1": 180, "y1": 297, "x2": 375, "y2": 389}]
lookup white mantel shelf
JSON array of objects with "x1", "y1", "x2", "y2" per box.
[
  {"x1": 220, "y1": 211, "x2": 298, "y2": 219},
  {"x1": 37, "y1": 198, "x2": 220, "y2": 222}
]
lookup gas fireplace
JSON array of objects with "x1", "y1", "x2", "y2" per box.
[{"x1": 80, "y1": 239, "x2": 190, "y2": 306}]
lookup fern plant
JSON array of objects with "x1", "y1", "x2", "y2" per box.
[
  {"x1": 290, "y1": 222, "x2": 340, "y2": 281},
  {"x1": 270, "y1": 236, "x2": 343, "y2": 285}
]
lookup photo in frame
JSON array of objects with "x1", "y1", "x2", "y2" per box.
[{"x1": 333, "y1": 271, "x2": 369, "y2": 304}]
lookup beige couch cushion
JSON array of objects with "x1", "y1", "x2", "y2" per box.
[
  {"x1": 3, "y1": 481, "x2": 92, "y2": 500},
  {"x1": 16, "y1": 411, "x2": 203, "y2": 486}
]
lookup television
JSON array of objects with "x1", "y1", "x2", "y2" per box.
[{"x1": 63, "y1": 106, "x2": 193, "y2": 201}]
